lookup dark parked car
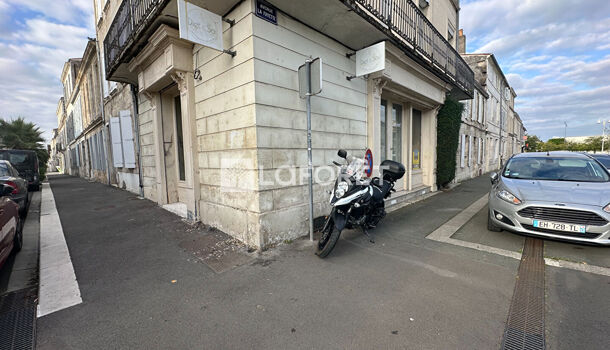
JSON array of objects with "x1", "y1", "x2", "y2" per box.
[
  {"x1": 0, "y1": 160, "x2": 29, "y2": 216},
  {"x1": 0, "y1": 184, "x2": 22, "y2": 270},
  {"x1": 0, "y1": 149, "x2": 40, "y2": 191},
  {"x1": 590, "y1": 153, "x2": 610, "y2": 169}
]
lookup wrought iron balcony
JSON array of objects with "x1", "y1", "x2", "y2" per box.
[
  {"x1": 345, "y1": 0, "x2": 474, "y2": 98},
  {"x1": 103, "y1": 0, "x2": 171, "y2": 81}
]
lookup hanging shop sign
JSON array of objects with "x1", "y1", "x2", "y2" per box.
[
  {"x1": 355, "y1": 41, "x2": 385, "y2": 77},
  {"x1": 177, "y1": 0, "x2": 223, "y2": 52}
]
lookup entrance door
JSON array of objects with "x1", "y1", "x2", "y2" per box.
[{"x1": 380, "y1": 98, "x2": 406, "y2": 191}]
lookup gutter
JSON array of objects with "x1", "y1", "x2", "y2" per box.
[{"x1": 130, "y1": 84, "x2": 144, "y2": 197}]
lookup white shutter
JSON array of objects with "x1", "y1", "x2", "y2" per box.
[
  {"x1": 478, "y1": 138, "x2": 483, "y2": 164},
  {"x1": 110, "y1": 116, "x2": 124, "y2": 167},
  {"x1": 120, "y1": 110, "x2": 136, "y2": 168},
  {"x1": 468, "y1": 136, "x2": 473, "y2": 167},
  {"x1": 460, "y1": 134, "x2": 465, "y2": 168}
]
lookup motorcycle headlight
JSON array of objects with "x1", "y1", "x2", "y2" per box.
[
  {"x1": 335, "y1": 181, "x2": 349, "y2": 198},
  {"x1": 604, "y1": 203, "x2": 610, "y2": 213},
  {"x1": 497, "y1": 189, "x2": 522, "y2": 205}
]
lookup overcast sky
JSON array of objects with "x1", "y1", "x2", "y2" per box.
[
  {"x1": 0, "y1": 0, "x2": 94, "y2": 142},
  {"x1": 0, "y1": 0, "x2": 609, "y2": 142},
  {"x1": 461, "y1": 0, "x2": 610, "y2": 140}
]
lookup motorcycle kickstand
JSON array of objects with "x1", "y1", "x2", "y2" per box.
[{"x1": 362, "y1": 226, "x2": 375, "y2": 244}]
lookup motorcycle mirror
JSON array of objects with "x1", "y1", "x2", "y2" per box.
[
  {"x1": 337, "y1": 149, "x2": 347, "y2": 159},
  {"x1": 490, "y1": 172, "x2": 499, "y2": 184}
]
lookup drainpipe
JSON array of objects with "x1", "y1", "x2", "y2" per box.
[
  {"x1": 130, "y1": 84, "x2": 145, "y2": 197},
  {"x1": 94, "y1": 38, "x2": 113, "y2": 186}
]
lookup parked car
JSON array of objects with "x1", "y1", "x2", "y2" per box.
[
  {"x1": 0, "y1": 160, "x2": 29, "y2": 216},
  {"x1": 589, "y1": 153, "x2": 610, "y2": 169},
  {"x1": 488, "y1": 152, "x2": 610, "y2": 245},
  {"x1": 0, "y1": 149, "x2": 40, "y2": 191},
  {"x1": 0, "y1": 184, "x2": 23, "y2": 270}
]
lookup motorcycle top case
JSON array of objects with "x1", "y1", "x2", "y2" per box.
[{"x1": 380, "y1": 159, "x2": 405, "y2": 182}]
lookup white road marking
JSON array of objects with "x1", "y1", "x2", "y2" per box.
[
  {"x1": 38, "y1": 183, "x2": 82, "y2": 317},
  {"x1": 426, "y1": 195, "x2": 610, "y2": 277}
]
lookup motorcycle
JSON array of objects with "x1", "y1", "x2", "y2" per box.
[{"x1": 316, "y1": 149, "x2": 405, "y2": 258}]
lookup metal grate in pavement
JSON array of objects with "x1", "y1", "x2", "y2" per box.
[
  {"x1": 501, "y1": 237, "x2": 546, "y2": 350},
  {"x1": 0, "y1": 288, "x2": 37, "y2": 350}
]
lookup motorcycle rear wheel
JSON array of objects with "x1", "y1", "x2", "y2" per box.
[{"x1": 316, "y1": 217, "x2": 341, "y2": 258}]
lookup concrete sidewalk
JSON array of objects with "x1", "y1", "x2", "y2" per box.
[{"x1": 36, "y1": 174, "x2": 522, "y2": 349}]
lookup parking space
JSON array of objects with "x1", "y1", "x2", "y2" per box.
[{"x1": 450, "y1": 202, "x2": 610, "y2": 269}]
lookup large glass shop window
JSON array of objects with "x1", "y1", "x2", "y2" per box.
[
  {"x1": 412, "y1": 109, "x2": 422, "y2": 169},
  {"x1": 380, "y1": 100, "x2": 387, "y2": 161},
  {"x1": 391, "y1": 104, "x2": 402, "y2": 162}
]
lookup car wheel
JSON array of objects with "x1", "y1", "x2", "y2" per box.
[{"x1": 487, "y1": 211, "x2": 502, "y2": 232}]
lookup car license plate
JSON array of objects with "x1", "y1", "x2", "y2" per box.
[{"x1": 533, "y1": 220, "x2": 586, "y2": 233}]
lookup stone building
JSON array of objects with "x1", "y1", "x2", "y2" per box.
[
  {"x1": 60, "y1": 40, "x2": 109, "y2": 182},
  {"x1": 454, "y1": 81, "x2": 488, "y2": 182},
  {"x1": 94, "y1": 0, "x2": 141, "y2": 195},
  {"x1": 95, "y1": 0, "x2": 474, "y2": 249},
  {"x1": 457, "y1": 30, "x2": 524, "y2": 180},
  {"x1": 461, "y1": 52, "x2": 516, "y2": 172},
  {"x1": 51, "y1": 97, "x2": 67, "y2": 172}
]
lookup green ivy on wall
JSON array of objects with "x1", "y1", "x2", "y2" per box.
[{"x1": 436, "y1": 97, "x2": 464, "y2": 189}]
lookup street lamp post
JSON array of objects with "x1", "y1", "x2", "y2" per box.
[{"x1": 599, "y1": 120, "x2": 610, "y2": 153}]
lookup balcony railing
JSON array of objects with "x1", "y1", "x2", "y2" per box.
[
  {"x1": 348, "y1": 0, "x2": 474, "y2": 97},
  {"x1": 103, "y1": 0, "x2": 169, "y2": 79}
]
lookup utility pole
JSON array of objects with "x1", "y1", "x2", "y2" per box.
[
  {"x1": 563, "y1": 122, "x2": 568, "y2": 149},
  {"x1": 599, "y1": 119, "x2": 609, "y2": 153}
]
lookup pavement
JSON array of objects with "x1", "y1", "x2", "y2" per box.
[
  {"x1": 0, "y1": 190, "x2": 40, "y2": 350},
  {"x1": 33, "y1": 174, "x2": 609, "y2": 349}
]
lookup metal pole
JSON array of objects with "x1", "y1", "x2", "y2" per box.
[
  {"x1": 306, "y1": 61, "x2": 314, "y2": 241},
  {"x1": 499, "y1": 92, "x2": 503, "y2": 168},
  {"x1": 602, "y1": 121, "x2": 606, "y2": 153}
]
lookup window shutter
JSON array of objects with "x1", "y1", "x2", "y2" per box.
[
  {"x1": 468, "y1": 136, "x2": 473, "y2": 167},
  {"x1": 120, "y1": 110, "x2": 136, "y2": 169},
  {"x1": 460, "y1": 134, "x2": 465, "y2": 168},
  {"x1": 110, "y1": 116, "x2": 124, "y2": 167}
]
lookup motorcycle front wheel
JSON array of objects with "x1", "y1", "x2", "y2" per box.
[{"x1": 315, "y1": 216, "x2": 341, "y2": 258}]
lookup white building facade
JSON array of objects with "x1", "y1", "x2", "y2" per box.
[{"x1": 94, "y1": 0, "x2": 475, "y2": 249}]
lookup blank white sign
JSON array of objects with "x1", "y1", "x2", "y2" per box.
[{"x1": 178, "y1": 0, "x2": 223, "y2": 52}]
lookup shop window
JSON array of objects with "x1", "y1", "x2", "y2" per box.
[
  {"x1": 380, "y1": 100, "x2": 387, "y2": 161},
  {"x1": 391, "y1": 104, "x2": 402, "y2": 162},
  {"x1": 412, "y1": 109, "x2": 422, "y2": 169}
]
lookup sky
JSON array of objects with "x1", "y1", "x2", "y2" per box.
[
  {"x1": 0, "y1": 0, "x2": 94, "y2": 142},
  {"x1": 0, "y1": 1, "x2": 609, "y2": 143},
  {"x1": 460, "y1": 0, "x2": 610, "y2": 141}
]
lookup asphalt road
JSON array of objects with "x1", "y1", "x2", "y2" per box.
[{"x1": 36, "y1": 175, "x2": 610, "y2": 349}]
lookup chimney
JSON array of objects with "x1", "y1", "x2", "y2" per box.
[{"x1": 458, "y1": 29, "x2": 466, "y2": 54}]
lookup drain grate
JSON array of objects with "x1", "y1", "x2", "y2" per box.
[
  {"x1": 501, "y1": 237, "x2": 545, "y2": 350},
  {"x1": 0, "y1": 288, "x2": 37, "y2": 350}
]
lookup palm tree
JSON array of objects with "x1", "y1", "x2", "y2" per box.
[{"x1": 0, "y1": 117, "x2": 49, "y2": 178}]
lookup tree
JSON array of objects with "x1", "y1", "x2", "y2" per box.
[
  {"x1": 0, "y1": 117, "x2": 49, "y2": 179},
  {"x1": 525, "y1": 135, "x2": 542, "y2": 152},
  {"x1": 435, "y1": 97, "x2": 464, "y2": 188}
]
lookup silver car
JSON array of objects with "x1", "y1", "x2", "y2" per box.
[{"x1": 488, "y1": 152, "x2": 610, "y2": 245}]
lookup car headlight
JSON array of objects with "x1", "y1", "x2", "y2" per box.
[
  {"x1": 335, "y1": 181, "x2": 349, "y2": 198},
  {"x1": 604, "y1": 203, "x2": 610, "y2": 213},
  {"x1": 497, "y1": 189, "x2": 522, "y2": 205}
]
